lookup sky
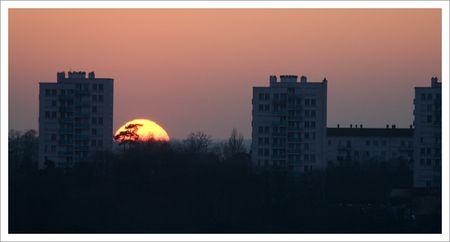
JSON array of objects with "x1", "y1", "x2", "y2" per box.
[{"x1": 9, "y1": 9, "x2": 441, "y2": 139}]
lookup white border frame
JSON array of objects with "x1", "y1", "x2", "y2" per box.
[{"x1": 1, "y1": 1, "x2": 448, "y2": 241}]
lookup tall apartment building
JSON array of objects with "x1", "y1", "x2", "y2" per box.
[
  {"x1": 38, "y1": 71, "x2": 114, "y2": 169},
  {"x1": 251, "y1": 75, "x2": 327, "y2": 172},
  {"x1": 326, "y1": 125, "x2": 414, "y2": 165},
  {"x1": 413, "y1": 77, "x2": 441, "y2": 188}
]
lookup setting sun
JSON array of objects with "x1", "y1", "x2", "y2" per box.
[{"x1": 114, "y1": 119, "x2": 170, "y2": 142}]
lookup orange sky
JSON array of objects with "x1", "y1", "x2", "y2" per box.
[{"x1": 9, "y1": 9, "x2": 441, "y2": 139}]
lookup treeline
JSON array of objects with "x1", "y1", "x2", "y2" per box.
[{"x1": 8, "y1": 129, "x2": 440, "y2": 233}]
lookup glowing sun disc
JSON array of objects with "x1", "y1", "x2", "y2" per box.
[{"x1": 115, "y1": 119, "x2": 170, "y2": 142}]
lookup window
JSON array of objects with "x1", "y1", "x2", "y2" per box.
[
  {"x1": 92, "y1": 117, "x2": 97, "y2": 124},
  {"x1": 92, "y1": 95, "x2": 97, "y2": 102},
  {"x1": 45, "y1": 111, "x2": 50, "y2": 119},
  {"x1": 51, "y1": 134, "x2": 56, "y2": 141},
  {"x1": 92, "y1": 84, "x2": 97, "y2": 90},
  {"x1": 258, "y1": 104, "x2": 264, "y2": 112},
  {"x1": 98, "y1": 117, "x2": 103, "y2": 125},
  {"x1": 99, "y1": 95, "x2": 104, "y2": 103},
  {"x1": 264, "y1": 126, "x2": 270, "y2": 133},
  {"x1": 258, "y1": 126, "x2": 263, "y2": 133},
  {"x1": 259, "y1": 93, "x2": 264, "y2": 100},
  {"x1": 45, "y1": 89, "x2": 51, "y2": 96},
  {"x1": 51, "y1": 89, "x2": 57, "y2": 96},
  {"x1": 98, "y1": 140, "x2": 103, "y2": 147},
  {"x1": 265, "y1": 93, "x2": 270, "y2": 100},
  {"x1": 305, "y1": 99, "x2": 310, "y2": 106},
  {"x1": 304, "y1": 121, "x2": 310, "y2": 128},
  {"x1": 311, "y1": 110, "x2": 316, "y2": 117},
  {"x1": 91, "y1": 140, "x2": 97, "y2": 146},
  {"x1": 52, "y1": 100, "x2": 57, "y2": 107},
  {"x1": 92, "y1": 129, "x2": 97, "y2": 135},
  {"x1": 311, "y1": 99, "x2": 316, "y2": 106},
  {"x1": 99, "y1": 84, "x2": 104, "y2": 91},
  {"x1": 264, "y1": 137, "x2": 269, "y2": 144},
  {"x1": 427, "y1": 115, "x2": 432, "y2": 123},
  {"x1": 92, "y1": 106, "x2": 97, "y2": 113}
]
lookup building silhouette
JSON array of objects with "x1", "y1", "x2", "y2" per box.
[
  {"x1": 251, "y1": 75, "x2": 327, "y2": 172},
  {"x1": 38, "y1": 71, "x2": 114, "y2": 169},
  {"x1": 413, "y1": 77, "x2": 441, "y2": 188},
  {"x1": 251, "y1": 75, "x2": 441, "y2": 188},
  {"x1": 326, "y1": 125, "x2": 414, "y2": 165}
]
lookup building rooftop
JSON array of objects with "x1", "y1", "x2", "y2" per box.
[{"x1": 327, "y1": 127, "x2": 413, "y2": 138}]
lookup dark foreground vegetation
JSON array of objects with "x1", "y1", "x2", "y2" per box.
[{"x1": 9, "y1": 130, "x2": 441, "y2": 233}]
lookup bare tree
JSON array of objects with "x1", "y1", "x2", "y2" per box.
[
  {"x1": 9, "y1": 129, "x2": 38, "y2": 173},
  {"x1": 183, "y1": 131, "x2": 212, "y2": 154},
  {"x1": 223, "y1": 128, "x2": 246, "y2": 160}
]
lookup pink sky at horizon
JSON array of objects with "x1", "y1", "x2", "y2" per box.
[{"x1": 9, "y1": 9, "x2": 441, "y2": 139}]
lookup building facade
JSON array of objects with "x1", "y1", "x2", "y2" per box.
[
  {"x1": 413, "y1": 77, "x2": 441, "y2": 188},
  {"x1": 251, "y1": 75, "x2": 327, "y2": 172},
  {"x1": 38, "y1": 71, "x2": 114, "y2": 169},
  {"x1": 326, "y1": 126, "x2": 414, "y2": 165}
]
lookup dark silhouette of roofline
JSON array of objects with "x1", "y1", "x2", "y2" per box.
[{"x1": 327, "y1": 128, "x2": 413, "y2": 138}]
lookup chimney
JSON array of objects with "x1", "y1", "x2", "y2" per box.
[
  {"x1": 88, "y1": 72, "x2": 95, "y2": 79},
  {"x1": 337, "y1": 124, "x2": 340, "y2": 128},
  {"x1": 350, "y1": 124, "x2": 353, "y2": 128},
  {"x1": 300, "y1": 75, "x2": 307, "y2": 83},
  {"x1": 431, "y1": 77, "x2": 440, "y2": 87},
  {"x1": 360, "y1": 124, "x2": 363, "y2": 128},
  {"x1": 392, "y1": 124, "x2": 396, "y2": 129},
  {"x1": 269, "y1": 75, "x2": 277, "y2": 86},
  {"x1": 386, "y1": 124, "x2": 389, "y2": 129},
  {"x1": 409, "y1": 125, "x2": 413, "y2": 129},
  {"x1": 57, "y1": 72, "x2": 65, "y2": 81}
]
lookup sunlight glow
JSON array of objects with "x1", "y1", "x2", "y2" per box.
[{"x1": 115, "y1": 119, "x2": 170, "y2": 142}]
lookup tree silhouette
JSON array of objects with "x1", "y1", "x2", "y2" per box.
[
  {"x1": 223, "y1": 128, "x2": 246, "y2": 160},
  {"x1": 114, "y1": 123, "x2": 143, "y2": 149},
  {"x1": 183, "y1": 131, "x2": 212, "y2": 154},
  {"x1": 9, "y1": 129, "x2": 38, "y2": 174}
]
